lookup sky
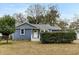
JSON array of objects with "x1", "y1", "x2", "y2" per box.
[{"x1": 0, "y1": 3, "x2": 79, "y2": 22}]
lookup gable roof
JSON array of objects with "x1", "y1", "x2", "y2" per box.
[
  {"x1": 15, "y1": 22, "x2": 37, "y2": 28},
  {"x1": 16, "y1": 22, "x2": 61, "y2": 30}
]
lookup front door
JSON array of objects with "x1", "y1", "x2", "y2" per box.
[
  {"x1": 34, "y1": 31, "x2": 38, "y2": 38},
  {"x1": 33, "y1": 30, "x2": 39, "y2": 38},
  {"x1": 31, "y1": 30, "x2": 40, "y2": 41}
]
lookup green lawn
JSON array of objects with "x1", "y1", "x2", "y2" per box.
[{"x1": 0, "y1": 40, "x2": 79, "y2": 55}]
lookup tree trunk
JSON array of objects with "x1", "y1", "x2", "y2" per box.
[
  {"x1": 6, "y1": 36, "x2": 8, "y2": 43},
  {"x1": 2, "y1": 34, "x2": 9, "y2": 43}
]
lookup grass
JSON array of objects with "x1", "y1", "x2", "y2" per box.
[{"x1": 0, "y1": 40, "x2": 79, "y2": 55}]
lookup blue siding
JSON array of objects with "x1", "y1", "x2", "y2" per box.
[
  {"x1": 12, "y1": 23, "x2": 35, "y2": 40},
  {"x1": 12, "y1": 30, "x2": 20, "y2": 40},
  {"x1": 12, "y1": 29, "x2": 32, "y2": 40}
]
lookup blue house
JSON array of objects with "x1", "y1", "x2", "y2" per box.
[{"x1": 12, "y1": 22, "x2": 61, "y2": 41}]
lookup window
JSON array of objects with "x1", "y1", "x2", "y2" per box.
[{"x1": 20, "y1": 29, "x2": 25, "y2": 35}]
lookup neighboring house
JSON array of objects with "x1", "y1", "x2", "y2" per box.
[
  {"x1": 76, "y1": 29, "x2": 79, "y2": 39},
  {"x1": 12, "y1": 22, "x2": 61, "y2": 41}
]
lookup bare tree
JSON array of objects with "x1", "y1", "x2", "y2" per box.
[
  {"x1": 13, "y1": 13, "x2": 27, "y2": 24},
  {"x1": 26, "y1": 4, "x2": 45, "y2": 24},
  {"x1": 58, "y1": 20, "x2": 68, "y2": 30},
  {"x1": 69, "y1": 19, "x2": 79, "y2": 30}
]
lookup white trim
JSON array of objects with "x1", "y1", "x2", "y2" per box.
[{"x1": 20, "y1": 29, "x2": 25, "y2": 35}]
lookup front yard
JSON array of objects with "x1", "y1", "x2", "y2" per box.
[{"x1": 0, "y1": 40, "x2": 79, "y2": 55}]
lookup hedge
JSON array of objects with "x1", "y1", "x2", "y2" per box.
[{"x1": 40, "y1": 31, "x2": 76, "y2": 43}]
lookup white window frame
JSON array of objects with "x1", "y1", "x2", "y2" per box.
[{"x1": 20, "y1": 29, "x2": 25, "y2": 35}]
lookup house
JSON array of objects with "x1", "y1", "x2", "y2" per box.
[{"x1": 12, "y1": 22, "x2": 61, "y2": 41}]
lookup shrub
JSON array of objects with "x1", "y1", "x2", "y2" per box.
[{"x1": 40, "y1": 31, "x2": 76, "y2": 43}]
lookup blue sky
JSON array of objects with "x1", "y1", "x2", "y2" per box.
[{"x1": 0, "y1": 3, "x2": 79, "y2": 22}]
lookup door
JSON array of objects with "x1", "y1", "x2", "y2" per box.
[
  {"x1": 31, "y1": 30, "x2": 40, "y2": 41},
  {"x1": 33, "y1": 30, "x2": 38, "y2": 38}
]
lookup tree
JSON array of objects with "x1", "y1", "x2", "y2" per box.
[
  {"x1": 26, "y1": 4, "x2": 45, "y2": 24},
  {"x1": 26, "y1": 4, "x2": 59, "y2": 25},
  {"x1": 13, "y1": 13, "x2": 27, "y2": 24},
  {"x1": 27, "y1": 15, "x2": 45, "y2": 24},
  {"x1": 45, "y1": 5, "x2": 59, "y2": 25},
  {"x1": 69, "y1": 15, "x2": 79, "y2": 30},
  {"x1": 69, "y1": 22, "x2": 77, "y2": 30},
  {"x1": 58, "y1": 20, "x2": 68, "y2": 30},
  {"x1": 0, "y1": 15, "x2": 16, "y2": 43},
  {"x1": 69, "y1": 19, "x2": 79, "y2": 30}
]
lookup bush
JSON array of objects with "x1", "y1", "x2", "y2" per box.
[{"x1": 40, "y1": 31, "x2": 76, "y2": 43}]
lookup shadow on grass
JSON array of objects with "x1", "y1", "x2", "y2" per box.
[
  {"x1": 27, "y1": 40, "x2": 77, "y2": 45},
  {"x1": 0, "y1": 42, "x2": 13, "y2": 45},
  {"x1": 0, "y1": 40, "x2": 13, "y2": 45},
  {"x1": 30, "y1": 41, "x2": 77, "y2": 45}
]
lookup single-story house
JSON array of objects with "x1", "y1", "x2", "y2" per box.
[{"x1": 12, "y1": 22, "x2": 61, "y2": 41}]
